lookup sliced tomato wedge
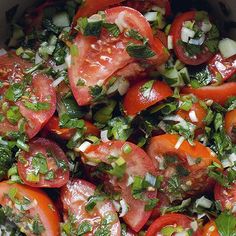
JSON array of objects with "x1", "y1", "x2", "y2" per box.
[
  {"x1": 0, "y1": 53, "x2": 56, "y2": 139},
  {"x1": 214, "y1": 182, "x2": 236, "y2": 215},
  {"x1": 0, "y1": 181, "x2": 60, "y2": 236},
  {"x1": 181, "y1": 82, "x2": 236, "y2": 105},
  {"x1": 123, "y1": 80, "x2": 173, "y2": 116},
  {"x1": 69, "y1": 6, "x2": 168, "y2": 106},
  {"x1": 44, "y1": 116, "x2": 100, "y2": 140},
  {"x1": 81, "y1": 140, "x2": 157, "y2": 232},
  {"x1": 208, "y1": 54, "x2": 236, "y2": 83},
  {"x1": 146, "y1": 213, "x2": 197, "y2": 236},
  {"x1": 225, "y1": 109, "x2": 236, "y2": 143},
  {"x1": 202, "y1": 221, "x2": 220, "y2": 236},
  {"x1": 17, "y1": 138, "x2": 69, "y2": 188},
  {"x1": 61, "y1": 179, "x2": 121, "y2": 235},
  {"x1": 146, "y1": 134, "x2": 222, "y2": 200},
  {"x1": 169, "y1": 11, "x2": 213, "y2": 65}
]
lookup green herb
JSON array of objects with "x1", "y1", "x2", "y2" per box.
[
  {"x1": 70, "y1": 44, "x2": 79, "y2": 57},
  {"x1": 59, "y1": 113, "x2": 85, "y2": 129},
  {"x1": 126, "y1": 43, "x2": 156, "y2": 59},
  {"x1": 94, "y1": 214, "x2": 116, "y2": 236},
  {"x1": 145, "y1": 198, "x2": 159, "y2": 211},
  {"x1": 85, "y1": 194, "x2": 106, "y2": 212},
  {"x1": 176, "y1": 165, "x2": 190, "y2": 177},
  {"x1": 107, "y1": 160, "x2": 126, "y2": 179},
  {"x1": 162, "y1": 198, "x2": 191, "y2": 214},
  {"x1": 5, "y1": 83, "x2": 24, "y2": 101},
  {"x1": 215, "y1": 212, "x2": 236, "y2": 236},
  {"x1": 76, "y1": 79, "x2": 85, "y2": 86},
  {"x1": 16, "y1": 139, "x2": 29, "y2": 152},
  {"x1": 94, "y1": 100, "x2": 116, "y2": 123},
  {"x1": 204, "y1": 24, "x2": 220, "y2": 53},
  {"x1": 103, "y1": 23, "x2": 120, "y2": 37},
  {"x1": 126, "y1": 29, "x2": 145, "y2": 42},
  {"x1": 32, "y1": 216, "x2": 45, "y2": 235},
  {"x1": 32, "y1": 153, "x2": 48, "y2": 175},
  {"x1": 8, "y1": 187, "x2": 17, "y2": 202},
  {"x1": 45, "y1": 170, "x2": 55, "y2": 180},
  {"x1": 42, "y1": 18, "x2": 60, "y2": 34},
  {"x1": 24, "y1": 101, "x2": 50, "y2": 111},
  {"x1": 140, "y1": 80, "x2": 155, "y2": 99},
  {"x1": 168, "y1": 175, "x2": 181, "y2": 193},
  {"x1": 122, "y1": 144, "x2": 132, "y2": 154},
  {"x1": 190, "y1": 67, "x2": 213, "y2": 88},
  {"x1": 77, "y1": 221, "x2": 93, "y2": 235},
  {"x1": 90, "y1": 85, "x2": 106, "y2": 102},
  {"x1": 6, "y1": 106, "x2": 22, "y2": 124}
]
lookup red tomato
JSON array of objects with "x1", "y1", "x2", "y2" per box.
[
  {"x1": 146, "y1": 213, "x2": 197, "y2": 236},
  {"x1": 202, "y1": 221, "x2": 220, "y2": 236},
  {"x1": 17, "y1": 138, "x2": 69, "y2": 188},
  {"x1": 44, "y1": 116, "x2": 99, "y2": 140},
  {"x1": 61, "y1": 179, "x2": 121, "y2": 235},
  {"x1": 82, "y1": 141, "x2": 157, "y2": 232},
  {"x1": 146, "y1": 134, "x2": 222, "y2": 200},
  {"x1": 214, "y1": 182, "x2": 236, "y2": 214},
  {"x1": 177, "y1": 101, "x2": 207, "y2": 129},
  {"x1": 225, "y1": 109, "x2": 236, "y2": 143},
  {"x1": 181, "y1": 82, "x2": 236, "y2": 105},
  {"x1": 169, "y1": 11, "x2": 213, "y2": 65},
  {"x1": 123, "y1": 80, "x2": 173, "y2": 116},
  {"x1": 208, "y1": 54, "x2": 236, "y2": 83},
  {"x1": 156, "y1": 30, "x2": 168, "y2": 48},
  {"x1": 69, "y1": 6, "x2": 167, "y2": 106},
  {"x1": 0, "y1": 53, "x2": 56, "y2": 139},
  {"x1": 0, "y1": 181, "x2": 60, "y2": 236}
]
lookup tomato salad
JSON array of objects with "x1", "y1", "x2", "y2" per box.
[{"x1": 0, "y1": 0, "x2": 236, "y2": 235}]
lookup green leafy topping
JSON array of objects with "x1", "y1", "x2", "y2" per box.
[
  {"x1": 140, "y1": 80, "x2": 155, "y2": 99},
  {"x1": 32, "y1": 153, "x2": 48, "y2": 175},
  {"x1": 59, "y1": 113, "x2": 85, "y2": 129},
  {"x1": 215, "y1": 212, "x2": 236, "y2": 236},
  {"x1": 32, "y1": 216, "x2": 45, "y2": 235},
  {"x1": 77, "y1": 221, "x2": 93, "y2": 235},
  {"x1": 24, "y1": 101, "x2": 50, "y2": 111},
  {"x1": 90, "y1": 85, "x2": 106, "y2": 102},
  {"x1": 85, "y1": 194, "x2": 106, "y2": 212},
  {"x1": 126, "y1": 43, "x2": 156, "y2": 59},
  {"x1": 5, "y1": 83, "x2": 24, "y2": 101},
  {"x1": 103, "y1": 23, "x2": 120, "y2": 37},
  {"x1": 0, "y1": 145, "x2": 13, "y2": 181},
  {"x1": 6, "y1": 106, "x2": 22, "y2": 124},
  {"x1": 144, "y1": 198, "x2": 159, "y2": 211}
]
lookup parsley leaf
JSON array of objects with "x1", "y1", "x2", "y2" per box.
[
  {"x1": 5, "y1": 83, "x2": 24, "y2": 101},
  {"x1": 126, "y1": 43, "x2": 156, "y2": 59},
  {"x1": 24, "y1": 101, "x2": 50, "y2": 111},
  {"x1": 215, "y1": 212, "x2": 236, "y2": 236},
  {"x1": 103, "y1": 23, "x2": 120, "y2": 37},
  {"x1": 140, "y1": 80, "x2": 154, "y2": 99}
]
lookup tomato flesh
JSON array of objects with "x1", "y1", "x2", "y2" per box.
[
  {"x1": 202, "y1": 221, "x2": 220, "y2": 236},
  {"x1": 0, "y1": 181, "x2": 60, "y2": 236},
  {"x1": 82, "y1": 141, "x2": 157, "y2": 232},
  {"x1": 225, "y1": 109, "x2": 236, "y2": 143},
  {"x1": 17, "y1": 138, "x2": 69, "y2": 188},
  {"x1": 61, "y1": 179, "x2": 121, "y2": 235},
  {"x1": 123, "y1": 80, "x2": 173, "y2": 116}
]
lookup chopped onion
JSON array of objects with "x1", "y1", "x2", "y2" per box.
[
  {"x1": 175, "y1": 232, "x2": 188, "y2": 236},
  {"x1": 155, "y1": 156, "x2": 165, "y2": 170},
  {"x1": 112, "y1": 200, "x2": 121, "y2": 212},
  {"x1": 35, "y1": 52, "x2": 43, "y2": 64},
  {"x1": 0, "y1": 48, "x2": 7, "y2": 56},
  {"x1": 52, "y1": 76, "x2": 65, "y2": 87},
  {"x1": 53, "y1": 12, "x2": 70, "y2": 27},
  {"x1": 187, "y1": 155, "x2": 196, "y2": 166},
  {"x1": 65, "y1": 54, "x2": 71, "y2": 67},
  {"x1": 181, "y1": 27, "x2": 195, "y2": 43},
  {"x1": 88, "y1": 14, "x2": 102, "y2": 22},
  {"x1": 201, "y1": 21, "x2": 212, "y2": 33},
  {"x1": 190, "y1": 221, "x2": 198, "y2": 231},
  {"x1": 115, "y1": 11, "x2": 129, "y2": 32},
  {"x1": 119, "y1": 199, "x2": 129, "y2": 217},
  {"x1": 127, "y1": 176, "x2": 134, "y2": 186},
  {"x1": 229, "y1": 153, "x2": 236, "y2": 164},
  {"x1": 76, "y1": 141, "x2": 92, "y2": 152},
  {"x1": 101, "y1": 130, "x2": 110, "y2": 142},
  {"x1": 118, "y1": 78, "x2": 130, "y2": 95},
  {"x1": 52, "y1": 63, "x2": 67, "y2": 72},
  {"x1": 144, "y1": 12, "x2": 157, "y2": 22},
  {"x1": 167, "y1": 35, "x2": 173, "y2": 49},
  {"x1": 196, "y1": 196, "x2": 212, "y2": 209},
  {"x1": 189, "y1": 110, "x2": 198, "y2": 123},
  {"x1": 157, "y1": 121, "x2": 167, "y2": 132},
  {"x1": 189, "y1": 34, "x2": 205, "y2": 46},
  {"x1": 175, "y1": 136, "x2": 185, "y2": 149},
  {"x1": 218, "y1": 38, "x2": 236, "y2": 58},
  {"x1": 221, "y1": 158, "x2": 232, "y2": 168}
]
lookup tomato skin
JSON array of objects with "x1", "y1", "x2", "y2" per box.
[
  {"x1": 61, "y1": 179, "x2": 121, "y2": 236},
  {"x1": 202, "y1": 221, "x2": 220, "y2": 236},
  {"x1": 177, "y1": 102, "x2": 207, "y2": 129},
  {"x1": 147, "y1": 134, "x2": 222, "y2": 199},
  {"x1": 0, "y1": 181, "x2": 60, "y2": 236},
  {"x1": 0, "y1": 53, "x2": 56, "y2": 139},
  {"x1": 169, "y1": 11, "x2": 213, "y2": 65},
  {"x1": 156, "y1": 30, "x2": 168, "y2": 48},
  {"x1": 123, "y1": 80, "x2": 173, "y2": 116},
  {"x1": 146, "y1": 213, "x2": 194, "y2": 236},
  {"x1": 82, "y1": 140, "x2": 157, "y2": 232},
  {"x1": 214, "y1": 182, "x2": 236, "y2": 214},
  {"x1": 181, "y1": 82, "x2": 236, "y2": 105},
  {"x1": 208, "y1": 54, "x2": 236, "y2": 83},
  {"x1": 17, "y1": 138, "x2": 69, "y2": 188},
  {"x1": 225, "y1": 109, "x2": 236, "y2": 143}
]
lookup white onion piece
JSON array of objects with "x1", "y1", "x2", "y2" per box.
[
  {"x1": 51, "y1": 76, "x2": 65, "y2": 87},
  {"x1": 101, "y1": 130, "x2": 110, "y2": 143},
  {"x1": 65, "y1": 54, "x2": 71, "y2": 67},
  {"x1": 144, "y1": 12, "x2": 157, "y2": 22},
  {"x1": 0, "y1": 48, "x2": 7, "y2": 56},
  {"x1": 112, "y1": 200, "x2": 121, "y2": 212},
  {"x1": 189, "y1": 110, "x2": 198, "y2": 123},
  {"x1": 187, "y1": 155, "x2": 196, "y2": 166},
  {"x1": 221, "y1": 159, "x2": 232, "y2": 168},
  {"x1": 196, "y1": 196, "x2": 212, "y2": 209},
  {"x1": 115, "y1": 11, "x2": 129, "y2": 32},
  {"x1": 175, "y1": 136, "x2": 185, "y2": 149},
  {"x1": 229, "y1": 153, "x2": 236, "y2": 163},
  {"x1": 175, "y1": 232, "x2": 188, "y2": 236},
  {"x1": 77, "y1": 141, "x2": 92, "y2": 152},
  {"x1": 118, "y1": 78, "x2": 130, "y2": 95},
  {"x1": 35, "y1": 52, "x2": 43, "y2": 64},
  {"x1": 53, "y1": 63, "x2": 67, "y2": 72},
  {"x1": 181, "y1": 27, "x2": 195, "y2": 43},
  {"x1": 127, "y1": 176, "x2": 134, "y2": 186},
  {"x1": 201, "y1": 21, "x2": 212, "y2": 33},
  {"x1": 167, "y1": 35, "x2": 173, "y2": 49},
  {"x1": 219, "y1": 38, "x2": 236, "y2": 58},
  {"x1": 119, "y1": 199, "x2": 129, "y2": 217},
  {"x1": 189, "y1": 34, "x2": 205, "y2": 46},
  {"x1": 190, "y1": 221, "x2": 198, "y2": 231}
]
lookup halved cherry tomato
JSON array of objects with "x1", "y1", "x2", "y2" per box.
[
  {"x1": 123, "y1": 80, "x2": 173, "y2": 116},
  {"x1": 81, "y1": 141, "x2": 157, "y2": 232},
  {"x1": 61, "y1": 179, "x2": 121, "y2": 235},
  {"x1": 17, "y1": 138, "x2": 69, "y2": 188},
  {"x1": 146, "y1": 213, "x2": 197, "y2": 236},
  {"x1": 44, "y1": 116, "x2": 99, "y2": 140},
  {"x1": 225, "y1": 109, "x2": 236, "y2": 143},
  {"x1": 177, "y1": 101, "x2": 207, "y2": 129},
  {"x1": 151, "y1": 192, "x2": 170, "y2": 219},
  {"x1": 156, "y1": 30, "x2": 168, "y2": 48},
  {"x1": 69, "y1": 6, "x2": 168, "y2": 106},
  {"x1": 202, "y1": 221, "x2": 220, "y2": 236},
  {"x1": 181, "y1": 82, "x2": 236, "y2": 105},
  {"x1": 146, "y1": 134, "x2": 222, "y2": 200},
  {"x1": 0, "y1": 181, "x2": 60, "y2": 236},
  {"x1": 208, "y1": 54, "x2": 236, "y2": 83},
  {"x1": 169, "y1": 11, "x2": 213, "y2": 65},
  {"x1": 214, "y1": 182, "x2": 236, "y2": 214},
  {"x1": 0, "y1": 53, "x2": 56, "y2": 139}
]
